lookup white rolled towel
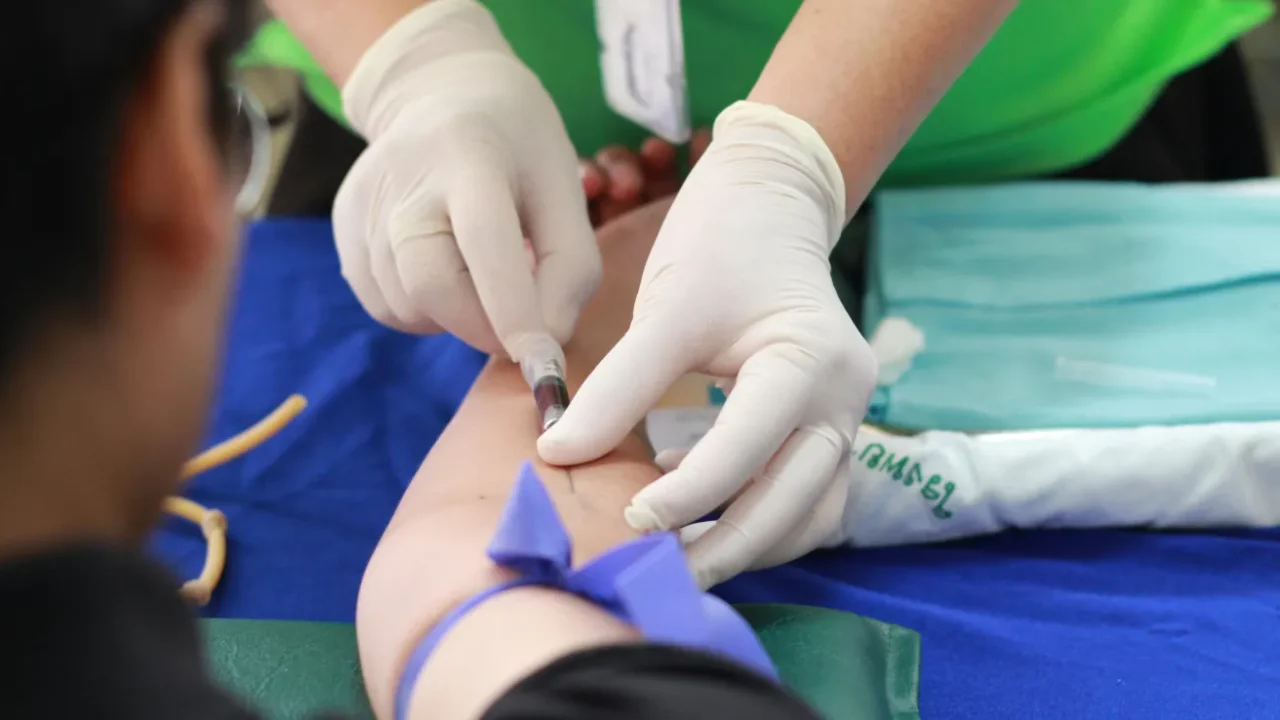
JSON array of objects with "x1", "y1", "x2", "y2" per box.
[{"x1": 840, "y1": 422, "x2": 1280, "y2": 547}]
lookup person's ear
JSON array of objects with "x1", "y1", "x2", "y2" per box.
[{"x1": 114, "y1": 0, "x2": 229, "y2": 281}]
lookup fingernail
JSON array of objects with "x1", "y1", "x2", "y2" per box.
[{"x1": 624, "y1": 503, "x2": 664, "y2": 533}]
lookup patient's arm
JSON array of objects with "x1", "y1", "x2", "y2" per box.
[{"x1": 356, "y1": 199, "x2": 676, "y2": 720}]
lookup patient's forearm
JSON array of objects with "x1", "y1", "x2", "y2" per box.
[{"x1": 357, "y1": 201, "x2": 674, "y2": 719}]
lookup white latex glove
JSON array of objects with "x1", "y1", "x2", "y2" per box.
[
  {"x1": 333, "y1": 0, "x2": 600, "y2": 360},
  {"x1": 539, "y1": 101, "x2": 879, "y2": 589}
]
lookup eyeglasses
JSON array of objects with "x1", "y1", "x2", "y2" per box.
[{"x1": 228, "y1": 82, "x2": 272, "y2": 218}]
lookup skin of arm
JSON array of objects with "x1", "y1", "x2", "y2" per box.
[
  {"x1": 750, "y1": 0, "x2": 1020, "y2": 214},
  {"x1": 265, "y1": 0, "x2": 431, "y2": 87},
  {"x1": 356, "y1": 199, "x2": 677, "y2": 720}
]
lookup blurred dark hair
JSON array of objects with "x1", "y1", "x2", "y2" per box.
[{"x1": 0, "y1": 0, "x2": 251, "y2": 381}]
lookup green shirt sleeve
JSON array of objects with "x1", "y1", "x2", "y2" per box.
[{"x1": 240, "y1": 0, "x2": 1272, "y2": 186}]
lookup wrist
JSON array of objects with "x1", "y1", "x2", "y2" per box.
[
  {"x1": 342, "y1": 0, "x2": 515, "y2": 138},
  {"x1": 748, "y1": 92, "x2": 865, "y2": 221},
  {"x1": 712, "y1": 100, "x2": 850, "y2": 237}
]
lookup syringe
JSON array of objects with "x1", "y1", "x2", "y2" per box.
[{"x1": 519, "y1": 342, "x2": 570, "y2": 433}]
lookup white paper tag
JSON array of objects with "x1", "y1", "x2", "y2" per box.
[
  {"x1": 594, "y1": 0, "x2": 691, "y2": 143},
  {"x1": 645, "y1": 407, "x2": 720, "y2": 455}
]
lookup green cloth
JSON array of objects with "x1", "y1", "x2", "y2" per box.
[
  {"x1": 203, "y1": 604, "x2": 921, "y2": 720},
  {"x1": 239, "y1": 0, "x2": 1271, "y2": 186}
]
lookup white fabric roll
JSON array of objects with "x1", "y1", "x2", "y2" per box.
[{"x1": 841, "y1": 422, "x2": 1280, "y2": 547}]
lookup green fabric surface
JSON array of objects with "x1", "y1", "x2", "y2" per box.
[
  {"x1": 239, "y1": 0, "x2": 1271, "y2": 185},
  {"x1": 736, "y1": 605, "x2": 921, "y2": 720},
  {"x1": 202, "y1": 603, "x2": 920, "y2": 720}
]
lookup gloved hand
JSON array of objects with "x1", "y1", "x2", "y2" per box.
[
  {"x1": 539, "y1": 101, "x2": 879, "y2": 588},
  {"x1": 333, "y1": 0, "x2": 600, "y2": 359}
]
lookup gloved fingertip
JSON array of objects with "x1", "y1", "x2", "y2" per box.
[
  {"x1": 536, "y1": 423, "x2": 600, "y2": 466},
  {"x1": 654, "y1": 448, "x2": 687, "y2": 473},
  {"x1": 535, "y1": 430, "x2": 571, "y2": 464},
  {"x1": 689, "y1": 551, "x2": 737, "y2": 590},
  {"x1": 678, "y1": 521, "x2": 714, "y2": 546},
  {"x1": 691, "y1": 565, "x2": 720, "y2": 591},
  {"x1": 624, "y1": 503, "x2": 665, "y2": 533}
]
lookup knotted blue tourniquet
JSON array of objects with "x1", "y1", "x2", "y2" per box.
[{"x1": 394, "y1": 462, "x2": 777, "y2": 719}]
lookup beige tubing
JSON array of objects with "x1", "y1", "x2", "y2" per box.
[{"x1": 168, "y1": 394, "x2": 308, "y2": 606}]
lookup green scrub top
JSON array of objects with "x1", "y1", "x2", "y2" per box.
[{"x1": 240, "y1": 0, "x2": 1272, "y2": 186}]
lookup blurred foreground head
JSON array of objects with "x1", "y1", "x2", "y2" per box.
[{"x1": 0, "y1": 1, "x2": 252, "y2": 553}]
